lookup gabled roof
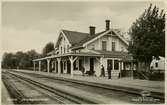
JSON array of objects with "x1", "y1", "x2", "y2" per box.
[
  {"x1": 57, "y1": 29, "x2": 128, "y2": 50},
  {"x1": 62, "y1": 29, "x2": 107, "y2": 47},
  {"x1": 62, "y1": 30, "x2": 90, "y2": 45},
  {"x1": 72, "y1": 30, "x2": 107, "y2": 47}
]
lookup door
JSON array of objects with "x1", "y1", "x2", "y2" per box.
[
  {"x1": 60, "y1": 61, "x2": 63, "y2": 73},
  {"x1": 56, "y1": 61, "x2": 58, "y2": 73},
  {"x1": 107, "y1": 59, "x2": 113, "y2": 70},
  {"x1": 79, "y1": 59, "x2": 82, "y2": 70},
  {"x1": 90, "y1": 58, "x2": 94, "y2": 71},
  {"x1": 67, "y1": 60, "x2": 71, "y2": 74},
  {"x1": 114, "y1": 60, "x2": 119, "y2": 70}
]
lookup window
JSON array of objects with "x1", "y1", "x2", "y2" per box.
[
  {"x1": 91, "y1": 45, "x2": 95, "y2": 50},
  {"x1": 112, "y1": 42, "x2": 116, "y2": 51},
  {"x1": 73, "y1": 61, "x2": 77, "y2": 70},
  {"x1": 114, "y1": 60, "x2": 119, "y2": 70},
  {"x1": 67, "y1": 45, "x2": 69, "y2": 52},
  {"x1": 155, "y1": 62, "x2": 158, "y2": 68},
  {"x1": 102, "y1": 41, "x2": 107, "y2": 51},
  {"x1": 61, "y1": 47, "x2": 62, "y2": 54},
  {"x1": 64, "y1": 62, "x2": 66, "y2": 70},
  {"x1": 64, "y1": 47, "x2": 66, "y2": 53},
  {"x1": 121, "y1": 47, "x2": 124, "y2": 52}
]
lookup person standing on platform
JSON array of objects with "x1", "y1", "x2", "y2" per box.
[
  {"x1": 107, "y1": 64, "x2": 112, "y2": 79},
  {"x1": 100, "y1": 65, "x2": 105, "y2": 77},
  {"x1": 81, "y1": 65, "x2": 85, "y2": 76}
]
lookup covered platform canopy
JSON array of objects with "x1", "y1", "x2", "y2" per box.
[
  {"x1": 33, "y1": 52, "x2": 102, "y2": 62},
  {"x1": 32, "y1": 52, "x2": 103, "y2": 76}
]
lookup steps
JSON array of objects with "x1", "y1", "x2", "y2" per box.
[
  {"x1": 111, "y1": 70, "x2": 120, "y2": 79},
  {"x1": 105, "y1": 70, "x2": 120, "y2": 79}
]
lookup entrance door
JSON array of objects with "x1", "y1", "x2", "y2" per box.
[
  {"x1": 60, "y1": 61, "x2": 63, "y2": 73},
  {"x1": 56, "y1": 61, "x2": 58, "y2": 73},
  {"x1": 90, "y1": 58, "x2": 94, "y2": 71},
  {"x1": 107, "y1": 60, "x2": 113, "y2": 70},
  {"x1": 67, "y1": 60, "x2": 71, "y2": 74},
  {"x1": 114, "y1": 60, "x2": 119, "y2": 70},
  {"x1": 79, "y1": 59, "x2": 82, "y2": 70}
]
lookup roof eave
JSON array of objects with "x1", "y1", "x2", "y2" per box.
[
  {"x1": 71, "y1": 46, "x2": 84, "y2": 50},
  {"x1": 82, "y1": 29, "x2": 112, "y2": 47}
]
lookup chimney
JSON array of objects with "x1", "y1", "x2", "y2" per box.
[
  {"x1": 105, "y1": 20, "x2": 110, "y2": 30},
  {"x1": 89, "y1": 26, "x2": 96, "y2": 35}
]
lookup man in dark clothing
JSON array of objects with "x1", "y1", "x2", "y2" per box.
[
  {"x1": 81, "y1": 65, "x2": 85, "y2": 76},
  {"x1": 100, "y1": 65, "x2": 105, "y2": 77},
  {"x1": 107, "y1": 64, "x2": 112, "y2": 79}
]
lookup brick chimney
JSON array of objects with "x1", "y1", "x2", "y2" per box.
[
  {"x1": 89, "y1": 26, "x2": 96, "y2": 35},
  {"x1": 105, "y1": 20, "x2": 110, "y2": 30}
]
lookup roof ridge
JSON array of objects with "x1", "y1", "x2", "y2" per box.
[
  {"x1": 76, "y1": 30, "x2": 107, "y2": 44},
  {"x1": 62, "y1": 29, "x2": 89, "y2": 35}
]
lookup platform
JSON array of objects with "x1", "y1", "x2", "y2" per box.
[{"x1": 12, "y1": 69, "x2": 164, "y2": 94}]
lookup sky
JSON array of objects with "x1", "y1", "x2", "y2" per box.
[{"x1": 2, "y1": 1, "x2": 166, "y2": 54}]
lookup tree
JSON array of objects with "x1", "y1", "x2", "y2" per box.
[
  {"x1": 2, "y1": 49, "x2": 40, "y2": 69},
  {"x1": 128, "y1": 4, "x2": 165, "y2": 70},
  {"x1": 2, "y1": 53, "x2": 17, "y2": 69},
  {"x1": 42, "y1": 42, "x2": 55, "y2": 56},
  {"x1": 26, "y1": 50, "x2": 40, "y2": 68}
]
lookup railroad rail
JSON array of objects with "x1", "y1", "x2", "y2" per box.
[
  {"x1": 3, "y1": 72, "x2": 78, "y2": 104},
  {"x1": 5, "y1": 70, "x2": 164, "y2": 104},
  {"x1": 10, "y1": 70, "x2": 164, "y2": 100},
  {"x1": 2, "y1": 72, "x2": 32, "y2": 104},
  {"x1": 4, "y1": 71, "x2": 97, "y2": 104}
]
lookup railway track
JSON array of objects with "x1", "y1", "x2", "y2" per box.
[
  {"x1": 11, "y1": 70, "x2": 164, "y2": 100},
  {"x1": 3, "y1": 71, "x2": 98, "y2": 104},
  {"x1": 5, "y1": 70, "x2": 164, "y2": 104},
  {"x1": 2, "y1": 72, "x2": 32, "y2": 104},
  {"x1": 4, "y1": 72, "x2": 81, "y2": 104}
]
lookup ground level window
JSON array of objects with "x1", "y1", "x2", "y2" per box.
[
  {"x1": 64, "y1": 62, "x2": 66, "y2": 70},
  {"x1": 114, "y1": 60, "x2": 119, "y2": 70},
  {"x1": 73, "y1": 60, "x2": 77, "y2": 70}
]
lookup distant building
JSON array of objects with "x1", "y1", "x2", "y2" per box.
[
  {"x1": 150, "y1": 56, "x2": 165, "y2": 71},
  {"x1": 33, "y1": 20, "x2": 132, "y2": 78}
]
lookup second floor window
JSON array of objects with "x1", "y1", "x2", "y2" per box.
[
  {"x1": 91, "y1": 45, "x2": 95, "y2": 50},
  {"x1": 121, "y1": 47, "x2": 124, "y2": 52},
  {"x1": 64, "y1": 46, "x2": 66, "y2": 53},
  {"x1": 67, "y1": 45, "x2": 69, "y2": 53},
  {"x1": 102, "y1": 41, "x2": 107, "y2": 51},
  {"x1": 112, "y1": 42, "x2": 116, "y2": 51},
  {"x1": 61, "y1": 47, "x2": 62, "y2": 54}
]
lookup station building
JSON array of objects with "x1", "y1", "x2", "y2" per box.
[{"x1": 33, "y1": 20, "x2": 135, "y2": 78}]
